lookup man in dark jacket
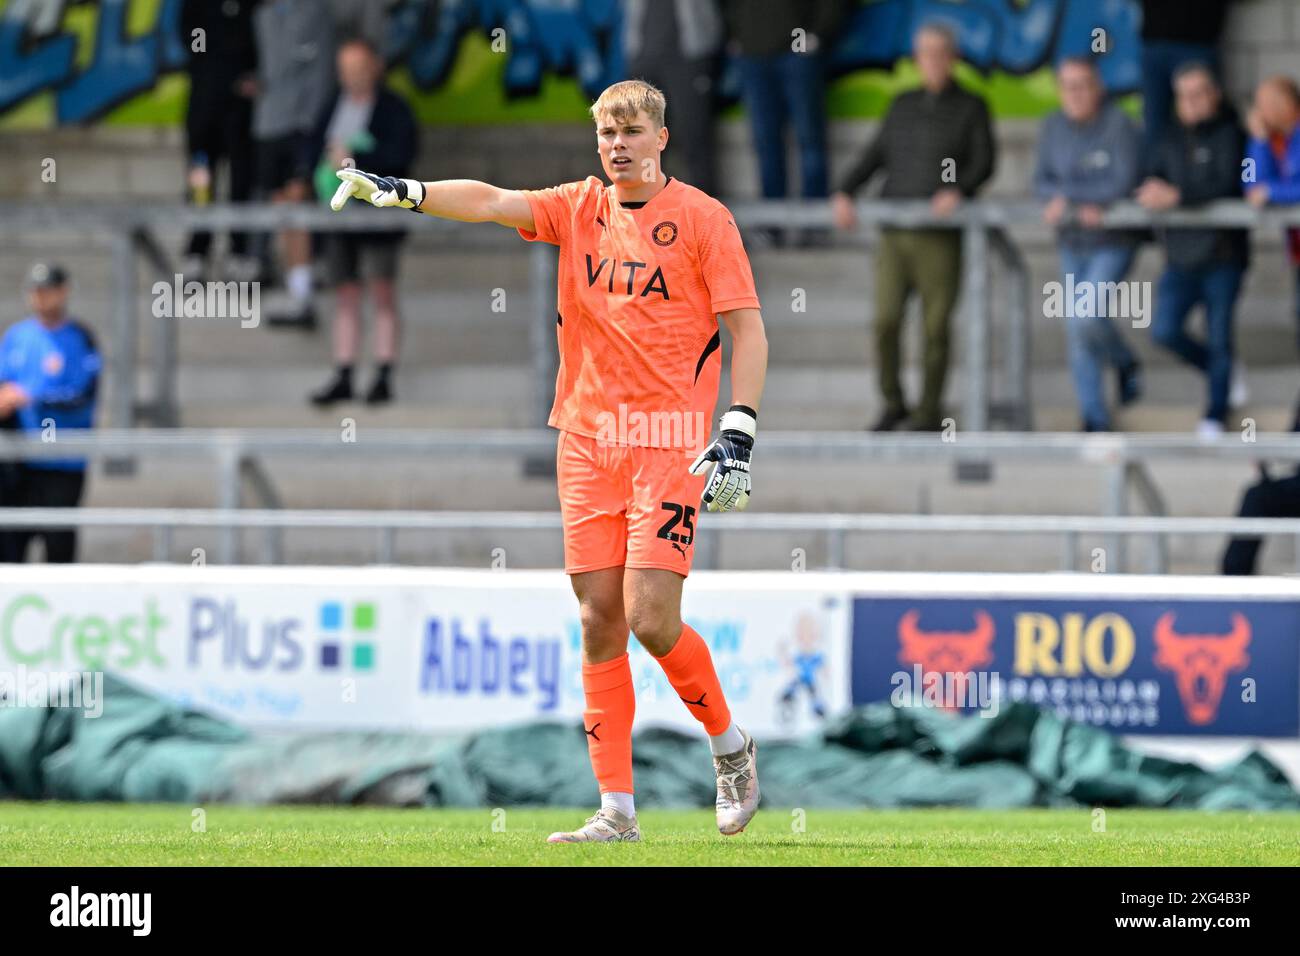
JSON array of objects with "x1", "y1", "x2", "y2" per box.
[
  {"x1": 831, "y1": 21, "x2": 995, "y2": 431},
  {"x1": 724, "y1": 0, "x2": 850, "y2": 243},
  {"x1": 1139, "y1": 0, "x2": 1233, "y2": 151},
  {"x1": 1221, "y1": 392, "x2": 1300, "y2": 574},
  {"x1": 179, "y1": 0, "x2": 259, "y2": 282},
  {"x1": 1138, "y1": 62, "x2": 1249, "y2": 436},
  {"x1": 305, "y1": 36, "x2": 418, "y2": 406}
]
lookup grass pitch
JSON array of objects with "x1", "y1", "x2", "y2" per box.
[{"x1": 2, "y1": 802, "x2": 1298, "y2": 866}]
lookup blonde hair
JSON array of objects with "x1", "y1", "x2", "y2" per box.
[{"x1": 589, "y1": 79, "x2": 666, "y2": 128}]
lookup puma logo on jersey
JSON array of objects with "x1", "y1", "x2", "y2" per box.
[{"x1": 585, "y1": 254, "x2": 670, "y2": 300}]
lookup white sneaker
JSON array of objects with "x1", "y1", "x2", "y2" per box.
[
  {"x1": 1229, "y1": 361, "x2": 1249, "y2": 409},
  {"x1": 713, "y1": 727, "x2": 760, "y2": 835},
  {"x1": 546, "y1": 807, "x2": 641, "y2": 844},
  {"x1": 1196, "y1": 418, "x2": 1225, "y2": 439}
]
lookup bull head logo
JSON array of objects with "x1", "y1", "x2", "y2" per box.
[
  {"x1": 898, "y1": 609, "x2": 995, "y2": 675},
  {"x1": 1152, "y1": 612, "x2": 1251, "y2": 726}
]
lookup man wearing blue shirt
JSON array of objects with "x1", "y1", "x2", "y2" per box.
[{"x1": 0, "y1": 263, "x2": 101, "y2": 563}]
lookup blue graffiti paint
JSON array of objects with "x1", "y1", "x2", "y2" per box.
[
  {"x1": 0, "y1": 0, "x2": 1143, "y2": 125},
  {"x1": 393, "y1": 0, "x2": 624, "y2": 99},
  {"x1": 0, "y1": 1, "x2": 80, "y2": 112}
]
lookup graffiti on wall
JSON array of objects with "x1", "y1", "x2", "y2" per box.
[{"x1": 0, "y1": 0, "x2": 1142, "y2": 125}]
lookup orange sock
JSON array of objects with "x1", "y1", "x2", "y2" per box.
[
  {"x1": 653, "y1": 624, "x2": 732, "y2": 735},
  {"x1": 581, "y1": 652, "x2": 635, "y2": 795}
]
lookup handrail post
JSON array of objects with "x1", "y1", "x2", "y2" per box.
[
  {"x1": 377, "y1": 526, "x2": 396, "y2": 564},
  {"x1": 110, "y1": 227, "x2": 138, "y2": 429},
  {"x1": 1061, "y1": 530, "x2": 1078, "y2": 571},
  {"x1": 1104, "y1": 458, "x2": 1128, "y2": 573},
  {"x1": 529, "y1": 243, "x2": 558, "y2": 428},
  {"x1": 827, "y1": 526, "x2": 845, "y2": 571},
  {"x1": 962, "y1": 219, "x2": 990, "y2": 432},
  {"x1": 216, "y1": 442, "x2": 241, "y2": 564}
]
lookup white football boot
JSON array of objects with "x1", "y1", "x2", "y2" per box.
[
  {"x1": 714, "y1": 727, "x2": 760, "y2": 835},
  {"x1": 546, "y1": 807, "x2": 641, "y2": 844}
]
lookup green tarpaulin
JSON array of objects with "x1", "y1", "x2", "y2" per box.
[{"x1": 1, "y1": 675, "x2": 1297, "y2": 810}]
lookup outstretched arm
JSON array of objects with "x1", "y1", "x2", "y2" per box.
[
  {"x1": 331, "y1": 169, "x2": 535, "y2": 232},
  {"x1": 415, "y1": 180, "x2": 535, "y2": 230}
]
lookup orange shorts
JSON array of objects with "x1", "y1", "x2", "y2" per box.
[{"x1": 556, "y1": 430, "x2": 709, "y2": 576}]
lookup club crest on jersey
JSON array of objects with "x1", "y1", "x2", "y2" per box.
[
  {"x1": 585, "y1": 254, "x2": 670, "y2": 300},
  {"x1": 652, "y1": 221, "x2": 678, "y2": 247}
]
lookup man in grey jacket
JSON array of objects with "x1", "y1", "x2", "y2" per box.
[{"x1": 1034, "y1": 56, "x2": 1144, "y2": 432}]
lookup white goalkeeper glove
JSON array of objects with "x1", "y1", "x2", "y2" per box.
[
  {"x1": 330, "y1": 168, "x2": 427, "y2": 212},
  {"x1": 689, "y1": 405, "x2": 756, "y2": 512}
]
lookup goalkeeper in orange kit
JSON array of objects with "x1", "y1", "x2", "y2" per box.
[{"x1": 331, "y1": 80, "x2": 769, "y2": 842}]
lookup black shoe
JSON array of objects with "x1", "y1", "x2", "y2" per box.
[
  {"x1": 268, "y1": 304, "x2": 317, "y2": 330},
  {"x1": 907, "y1": 411, "x2": 945, "y2": 432},
  {"x1": 1117, "y1": 362, "x2": 1143, "y2": 407},
  {"x1": 1082, "y1": 419, "x2": 1111, "y2": 433},
  {"x1": 871, "y1": 406, "x2": 909, "y2": 432},
  {"x1": 310, "y1": 372, "x2": 353, "y2": 407},
  {"x1": 364, "y1": 376, "x2": 392, "y2": 405}
]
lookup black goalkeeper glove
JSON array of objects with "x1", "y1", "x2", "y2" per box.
[{"x1": 689, "y1": 405, "x2": 756, "y2": 512}]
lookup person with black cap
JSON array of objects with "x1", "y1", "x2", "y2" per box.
[{"x1": 0, "y1": 263, "x2": 101, "y2": 563}]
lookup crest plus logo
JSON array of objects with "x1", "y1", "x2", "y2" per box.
[
  {"x1": 1152, "y1": 612, "x2": 1250, "y2": 725},
  {"x1": 188, "y1": 597, "x2": 377, "y2": 672}
]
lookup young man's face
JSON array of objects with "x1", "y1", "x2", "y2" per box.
[{"x1": 595, "y1": 109, "x2": 667, "y2": 186}]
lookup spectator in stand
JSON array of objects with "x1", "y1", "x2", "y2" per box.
[
  {"x1": 1221, "y1": 392, "x2": 1300, "y2": 574},
  {"x1": 1034, "y1": 56, "x2": 1144, "y2": 433},
  {"x1": 179, "y1": 0, "x2": 259, "y2": 283},
  {"x1": 329, "y1": 0, "x2": 389, "y2": 52},
  {"x1": 624, "y1": 0, "x2": 724, "y2": 196},
  {"x1": 0, "y1": 264, "x2": 100, "y2": 564},
  {"x1": 305, "y1": 37, "x2": 417, "y2": 407},
  {"x1": 252, "y1": 0, "x2": 337, "y2": 328},
  {"x1": 1245, "y1": 75, "x2": 1300, "y2": 352},
  {"x1": 831, "y1": 21, "x2": 995, "y2": 432},
  {"x1": 1139, "y1": 63, "x2": 1249, "y2": 438},
  {"x1": 724, "y1": 0, "x2": 851, "y2": 244},
  {"x1": 1138, "y1": 0, "x2": 1233, "y2": 151}
]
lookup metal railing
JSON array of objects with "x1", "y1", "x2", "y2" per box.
[
  {"x1": 3, "y1": 427, "x2": 1299, "y2": 570},
  {"x1": 5, "y1": 197, "x2": 1300, "y2": 435},
  {"x1": 2, "y1": 506, "x2": 1298, "y2": 574}
]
